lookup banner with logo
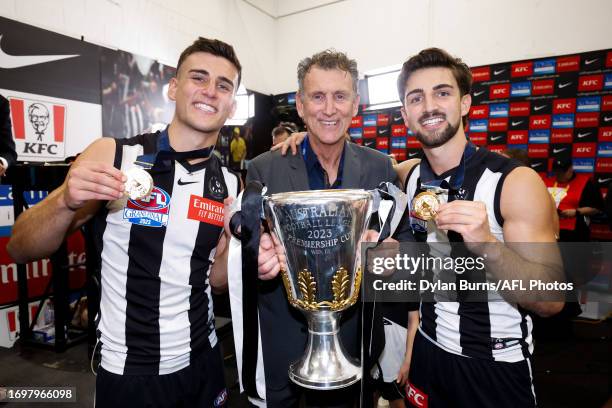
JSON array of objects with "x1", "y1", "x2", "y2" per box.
[{"x1": 0, "y1": 16, "x2": 102, "y2": 162}]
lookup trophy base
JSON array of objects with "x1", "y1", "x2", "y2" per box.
[
  {"x1": 288, "y1": 310, "x2": 362, "y2": 390},
  {"x1": 288, "y1": 360, "x2": 361, "y2": 390}
]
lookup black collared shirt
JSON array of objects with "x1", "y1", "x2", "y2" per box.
[{"x1": 302, "y1": 135, "x2": 345, "y2": 190}]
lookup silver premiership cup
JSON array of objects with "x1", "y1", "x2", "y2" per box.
[{"x1": 264, "y1": 189, "x2": 375, "y2": 390}]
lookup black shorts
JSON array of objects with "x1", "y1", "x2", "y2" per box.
[
  {"x1": 374, "y1": 378, "x2": 405, "y2": 402},
  {"x1": 406, "y1": 331, "x2": 536, "y2": 408},
  {"x1": 95, "y1": 345, "x2": 227, "y2": 408}
]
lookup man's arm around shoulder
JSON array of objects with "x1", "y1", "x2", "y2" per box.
[{"x1": 7, "y1": 137, "x2": 123, "y2": 263}]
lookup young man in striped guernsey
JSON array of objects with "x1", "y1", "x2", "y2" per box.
[
  {"x1": 8, "y1": 37, "x2": 242, "y2": 408},
  {"x1": 394, "y1": 48, "x2": 564, "y2": 407}
]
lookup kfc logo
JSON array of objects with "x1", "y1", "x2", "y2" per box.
[
  {"x1": 530, "y1": 115, "x2": 551, "y2": 129},
  {"x1": 350, "y1": 116, "x2": 362, "y2": 128},
  {"x1": 9, "y1": 97, "x2": 66, "y2": 159},
  {"x1": 406, "y1": 383, "x2": 428, "y2": 408},
  {"x1": 553, "y1": 98, "x2": 576, "y2": 114},
  {"x1": 511, "y1": 62, "x2": 533, "y2": 77},
  {"x1": 469, "y1": 105, "x2": 489, "y2": 119},
  {"x1": 490, "y1": 84, "x2": 510, "y2": 99},
  {"x1": 573, "y1": 143, "x2": 596, "y2": 158},
  {"x1": 579, "y1": 75, "x2": 604, "y2": 91},
  {"x1": 599, "y1": 127, "x2": 612, "y2": 142},
  {"x1": 507, "y1": 131, "x2": 528, "y2": 144}
]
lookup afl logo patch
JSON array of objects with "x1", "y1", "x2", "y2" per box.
[
  {"x1": 123, "y1": 186, "x2": 171, "y2": 227},
  {"x1": 208, "y1": 176, "x2": 226, "y2": 199},
  {"x1": 213, "y1": 388, "x2": 228, "y2": 407}
]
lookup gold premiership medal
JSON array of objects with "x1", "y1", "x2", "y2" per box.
[
  {"x1": 124, "y1": 167, "x2": 154, "y2": 200},
  {"x1": 412, "y1": 191, "x2": 440, "y2": 221}
]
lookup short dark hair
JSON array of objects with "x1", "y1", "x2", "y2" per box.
[
  {"x1": 176, "y1": 37, "x2": 242, "y2": 88},
  {"x1": 297, "y1": 49, "x2": 359, "y2": 96},
  {"x1": 397, "y1": 48, "x2": 472, "y2": 104},
  {"x1": 272, "y1": 126, "x2": 289, "y2": 137}
]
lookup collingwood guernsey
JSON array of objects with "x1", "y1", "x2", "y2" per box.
[
  {"x1": 405, "y1": 147, "x2": 533, "y2": 362},
  {"x1": 89, "y1": 131, "x2": 239, "y2": 375}
]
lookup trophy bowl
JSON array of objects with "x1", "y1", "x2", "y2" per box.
[{"x1": 264, "y1": 189, "x2": 374, "y2": 390}]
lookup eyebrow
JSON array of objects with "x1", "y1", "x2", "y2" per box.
[
  {"x1": 188, "y1": 69, "x2": 235, "y2": 90},
  {"x1": 405, "y1": 83, "x2": 454, "y2": 98}
]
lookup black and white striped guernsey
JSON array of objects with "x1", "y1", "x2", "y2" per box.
[
  {"x1": 89, "y1": 131, "x2": 239, "y2": 375},
  {"x1": 405, "y1": 147, "x2": 533, "y2": 363}
]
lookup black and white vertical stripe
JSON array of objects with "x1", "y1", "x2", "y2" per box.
[
  {"x1": 93, "y1": 132, "x2": 239, "y2": 375},
  {"x1": 406, "y1": 149, "x2": 533, "y2": 363}
]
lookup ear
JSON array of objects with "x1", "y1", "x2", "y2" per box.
[
  {"x1": 352, "y1": 93, "x2": 360, "y2": 117},
  {"x1": 400, "y1": 105, "x2": 409, "y2": 127},
  {"x1": 296, "y1": 91, "x2": 305, "y2": 119},
  {"x1": 460, "y1": 93, "x2": 472, "y2": 117},
  {"x1": 168, "y1": 77, "x2": 178, "y2": 102}
]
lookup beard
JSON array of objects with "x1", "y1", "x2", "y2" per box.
[{"x1": 414, "y1": 112, "x2": 461, "y2": 148}]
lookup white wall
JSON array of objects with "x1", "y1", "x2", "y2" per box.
[
  {"x1": 1, "y1": 0, "x2": 611, "y2": 95},
  {"x1": 0, "y1": 0, "x2": 276, "y2": 94},
  {"x1": 274, "y1": 0, "x2": 612, "y2": 94}
]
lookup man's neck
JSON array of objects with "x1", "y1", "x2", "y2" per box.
[
  {"x1": 422, "y1": 131, "x2": 468, "y2": 175},
  {"x1": 167, "y1": 120, "x2": 218, "y2": 164},
  {"x1": 308, "y1": 134, "x2": 345, "y2": 182},
  {"x1": 168, "y1": 120, "x2": 218, "y2": 152}
]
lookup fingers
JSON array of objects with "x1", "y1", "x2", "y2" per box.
[
  {"x1": 258, "y1": 232, "x2": 281, "y2": 279},
  {"x1": 280, "y1": 141, "x2": 290, "y2": 156},
  {"x1": 289, "y1": 138, "x2": 298, "y2": 155},
  {"x1": 361, "y1": 229, "x2": 380, "y2": 243},
  {"x1": 223, "y1": 197, "x2": 235, "y2": 236},
  {"x1": 64, "y1": 161, "x2": 127, "y2": 209}
]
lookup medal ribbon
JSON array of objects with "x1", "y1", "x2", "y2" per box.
[
  {"x1": 418, "y1": 141, "x2": 477, "y2": 199},
  {"x1": 135, "y1": 127, "x2": 215, "y2": 173}
]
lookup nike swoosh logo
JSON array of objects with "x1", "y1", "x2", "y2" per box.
[
  {"x1": 0, "y1": 35, "x2": 79, "y2": 69},
  {"x1": 585, "y1": 58, "x2": 598, "y2": 65},
  {"x1": 604, "y1": 117, "x2": 612, "y2": 122},
  {"x1": 178, "y1": 179, "x2": 198, "y2": 186},
  {"x1": 553, "y1": 148, "x2": 567, "y2": 154},
  {"x1": 490, "y1": 136, "x2": 503, "y2": 141},
  {"x1": 577, "y1": 132, "x2": 591, "y2": 138},
  {"x1": 558, "y1": 82, "x2": 572, "y2": 88},
  {"x1": 393, "y1": 116, "x2": 403, "y2": 121},
  {"x1": 408, "y1": 152, "x2": 419, "y2": 157},
  {"x1": 379, "y1": 129, "x2": 389, "y2": 134},
  {"x1": 473, "y1": 90, "x2": 485, "y2": 96},
  {"x1": 494, "y1": 69, "x2": 505, "y2": 75},
  {"x1": 534, "y1": 105, "x2": 547, "y2": 111},
  {"x1": 599, "y1": 178, "x2": 612, "y2": 183},
  {"x1": 277, "y1": 98, "x2": 285, "y2": 103},
  {"x1": 511, "y1": 121, "x2": 523, "y2": 126},
  {"x1": 531, "y1": 163, "x2": 543, "y2": 168}
]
